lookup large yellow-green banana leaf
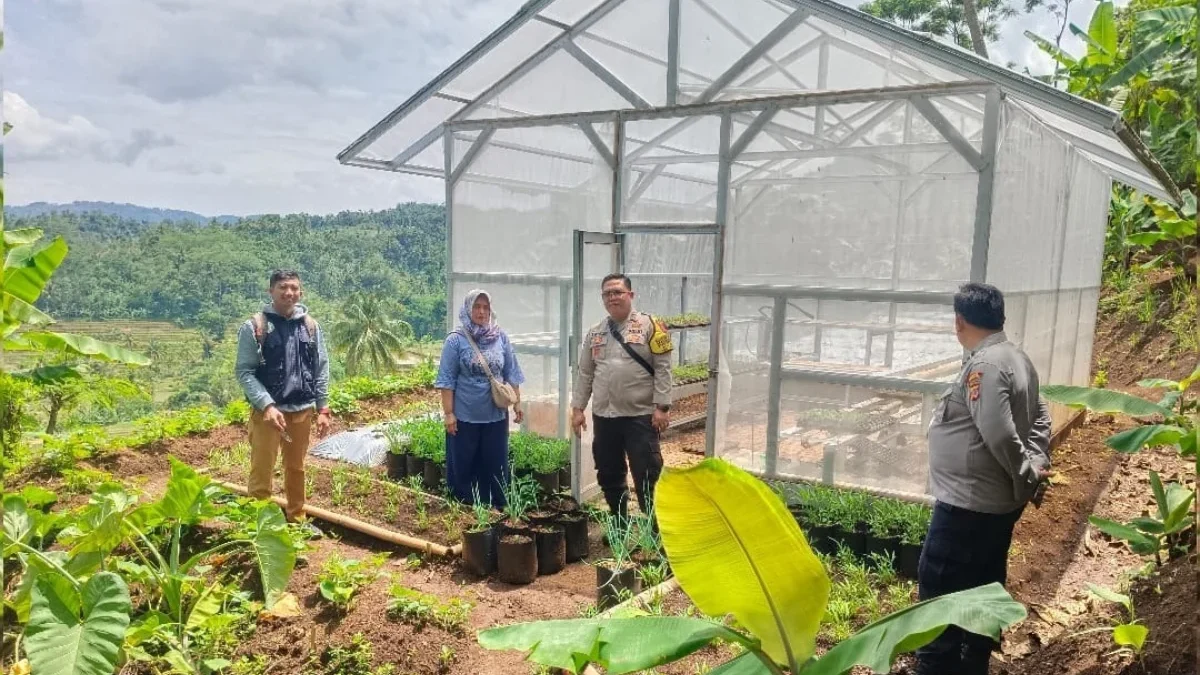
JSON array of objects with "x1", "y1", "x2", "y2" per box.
[{"x1": 657, "y1": 458, "x2": 830, "y2": 668}]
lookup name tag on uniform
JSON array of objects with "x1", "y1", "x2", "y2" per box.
[{"x1": 625, "y1": 332, "x2": 645, "y2": 345}]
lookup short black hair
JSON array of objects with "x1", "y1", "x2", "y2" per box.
[
  {"x1": 954, "y1": 282, "x2": 1005, "y2": 330},
  {"x1": 601, "y1": 273, "x2": 632, "y2": 291},
  {"x1": 270, "y1": 269, "x2": 301, "y2": 288}
]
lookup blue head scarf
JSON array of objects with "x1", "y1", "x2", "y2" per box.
[{"x1": 459, "y1": 289, "x2": 501, "y2": 346}]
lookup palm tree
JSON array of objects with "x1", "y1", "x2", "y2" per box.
[{"x1": 330, "y1": 293, "x2": 416, "y2": 377}]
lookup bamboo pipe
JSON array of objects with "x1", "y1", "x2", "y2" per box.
[{"x1": 214, "y1": 480, "x2": 462, "y2": 558}]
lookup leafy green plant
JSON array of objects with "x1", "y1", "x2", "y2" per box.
[
  {"x1": 659, "y1": 313, "x2": 710, "y2": 327},
  {"x1": 1089, "y1": 470, "x2": 1195, "y2": 563},
  {"x1": 331, "y1": 465, "x2": 350, "y2": 507},
  {"x1": 672, "y1": 363, "x2": 709, "y2": 383},
  {"x1": 386, "y1": 582, "x2": 474, "y2": 633},
  {"x1": 400, "y1": 416, "x2": 446, "y2": 464},
  {"x1": 510, "y1": 431, "x2": 570, "y2": 473},
  {"x1": 479, "y1": 459, "x2": 1025, "y2": 674},
  {"x1": 499, "y1": 470, "x2": 539, "y2": 524},
  {"x1": 1072, "y1": 584, "x2": 1149, "y2": 656},
  {"x1": 306, "y1": 632, "x2": 397, "y2": 675},
  {"x1": 317, "y1": 553, "x2": 387, "y2": 611}
]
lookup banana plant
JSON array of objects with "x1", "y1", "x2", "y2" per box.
[
  {"x1": 1041, "y1": 378, "x2": 1198, "y2": 458},
  {"x1": 1088, "y1": 470, "x2": 1195, "y2": 563},
  {"x1": 1073, "y1": 584, "x2": 1148, "y2": 656},
  {"x1": 478, "y1": 459, "x2": 1026, "y2": 674}
]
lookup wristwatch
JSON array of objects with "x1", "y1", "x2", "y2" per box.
[{"x1": 656, "y1": 404, "x2": 671, "y2": 413}]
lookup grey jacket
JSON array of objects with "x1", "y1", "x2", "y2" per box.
[
  {"x1": 927, "y1": 332, "x2": 1052, "y2": 514},
  {"x1": 235, "y1": 303, "x2": 330, "y2": 413}
]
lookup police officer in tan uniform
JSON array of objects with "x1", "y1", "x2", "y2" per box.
[
  {"x1": 571, "y1": 273, "x2": 674, "y2": 522},
  {"x1": 914, "y1": 283, "x2": 1053, "y2": 675}
]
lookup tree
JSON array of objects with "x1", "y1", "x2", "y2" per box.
[
  {"x1": 329, "y1": 293, "x2": 416, "y2": 377},
  {"x1": 36, "y1": 367, "x2": 145, "y2": 434},
  {"x1": 860, "y1": 0, "x2": 1018, "y2": 54}
]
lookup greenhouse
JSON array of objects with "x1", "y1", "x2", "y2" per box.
[{"x1": 339, "y1": 0, "x2": 1181, "y2": 503}]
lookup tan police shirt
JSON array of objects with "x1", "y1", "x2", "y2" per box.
[
  {"x1": 571, "y1": 311, "x2": 673, "y2": 418},
  {"x1": 927, "y1": 331, "x2": 1053, "y2": 514}
]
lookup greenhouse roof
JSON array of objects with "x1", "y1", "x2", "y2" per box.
[{"x1": 339, "y1": 0, "x2": 1181, "y2": 203}]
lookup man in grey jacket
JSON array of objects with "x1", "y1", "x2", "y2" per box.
[
  {"x1": 235, "y1": 269, "x2": 330, "y2": 525},
  {"x1": 914, "y1": 283, "x2": 1052, "y2": 675}
]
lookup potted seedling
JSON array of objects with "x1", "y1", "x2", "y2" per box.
[
  {"x1": 835, "y1": 490, "x2": 872, "y2": 557},
  {"x1": 866, "y1": 499, "x2": 905, "y2": 563},
  {"x1": 532, "y1": 520, "x2": 567, "y2": 575},
  {"x1": 495, "y1": 472, "x2": 540, "y2": 584},
  {"x1": 595, "y1": 512, "x2": 641, "y2": 610},
  {"x1": 806, "y1": 488, "x2": 840, "y2": 556},
  {"x1": 462, "y1": 486, "x2": 500, "y2": 576},
  {"x1": 381, "y1": 423, "x2": 411, "y2": 481},
  {"x1": 424, "y1": 439, "x2": 446, "y2": 491},
  {"x1": 630, "y1": 509, "x2": 666, "y2": 570},
  {"x1": 531, "y1": 443, "x2": 561, "y2": 498},
  {"x1": 555, "y1": 506, "x2": 590, "y2": 563},
  {"x1": 898, "y1": 503, "x2": 929, "y2": 579}
]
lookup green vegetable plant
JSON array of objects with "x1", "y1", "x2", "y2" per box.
[
  {"x1": 672, "y1": 363, "x2": 709, "y2": 384},
  {"x1": 386, "y1": 582, "x2": 474, "y2": 633},
  {"x1": 317, "y1": 553, "x2": 388, "y2": 612},
  {"x1": 1070, "y1": 584, "x2": 1148, "y2": 656},
  {"x1": 659, "y1": 313, "x2": 710, "y2": 328},
  {"x1": 479, "y1": 459, "x2": 1026, "y2": 674}
]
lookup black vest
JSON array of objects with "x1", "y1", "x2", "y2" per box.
[{"x1": 255, "y1": 313, "x2": 318, "y2": 407}]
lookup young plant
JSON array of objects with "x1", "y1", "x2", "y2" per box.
[
  {"x1": 672, "y1": 363, "x2": 709, "y2": 383},
  {"x1": 468, "y1": 486, "x2": 496, "y2": 533},
  {"x1": 317, "y1": 553, "x2": 387, "y2": 611},
  {"x1": 1089, "y1": 470, "x2": 1195, "y2": 563},
  {"x1": 331, "y1": 465, "x2": 350, "y2": 507},
  {"x1": 479, "y1": 459, "x2": 1026, "y2": 675},
  {"x1": 384, "y1": 482, "x2": 404, "y2": 522},
  {"x1": 386, "y1": 582, "x2": 474, "y2": 633},
  {"x1": 500, "y1": 469, "x2": 539, "y2": 525},
  {"x1": 597, "y1": 511, "x2": 636, "y2": 573},
  {"x1": 1072, "y1": 584, "x2": 1148, "y2": 656}
]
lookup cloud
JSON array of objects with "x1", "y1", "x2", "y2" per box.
[{"x1": 4, "y1": 92, "x2": 177, "y2": 165}]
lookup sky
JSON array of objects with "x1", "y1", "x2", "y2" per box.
[{"x1": 4, "y1": 0, "x2": 1115, "y2": 217}]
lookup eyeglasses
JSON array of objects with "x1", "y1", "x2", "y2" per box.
[{"x1": 601, "y1": 290, "x2": 629, "y2": 299}]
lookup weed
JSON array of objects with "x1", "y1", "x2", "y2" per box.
[
  {"x1": 317, "y1": 553, "x2": 387, "y2": 611},
  {"x1": 384, "y1": 482, "x2": 403, "y2": 522},
  {"x1": 306, "y1": 632, "x2": 396, "y2": 675},
  {"x1": 231, "y1": 655, "x2": 269, "y2": 675},
  {"x1": 577, "y1": 602, "x2": 600, "y2": 618},
  {"x1": 438, "y1": 645, "x2": 455, "y2": 670},
  {"x1": 61, "y1": 467, "x2": 115, "y2": 496},
  {"x1": 1093, "y1": 369, "x2": 1109, "y2": 389},
  {"x1": 442, "y1": 513, "x2": 462, "y2": 541},
  {"x1": 386, "y1": 583, "x2": 474, "y2": 633},
  {"x1": 331, "y1": 466, "x2": 350, "y2": 507}
]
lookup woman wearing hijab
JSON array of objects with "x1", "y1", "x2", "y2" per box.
[{"x1": 434, "y1": 290, "x2": 525, "y2": 508}]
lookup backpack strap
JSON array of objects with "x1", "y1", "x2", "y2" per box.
[
  {"x1": 304, "y1": 315, "x2": 317, "y2": 337},
  {"x1": 251, "y1": 312, "x2": 267, "y2": 365}
]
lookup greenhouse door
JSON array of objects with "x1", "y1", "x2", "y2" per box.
[{"x1": 569, "y1": 230, "x2": 625, "y2": 502}]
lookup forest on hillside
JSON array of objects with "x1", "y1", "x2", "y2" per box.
[{"x1": 11, "y1": 202, "x2": 448, "y2": 341}]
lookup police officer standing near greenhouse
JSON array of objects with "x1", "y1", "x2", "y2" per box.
[
  {"x1": 571, "y1": 273, "x2": 674, "y2": 523},
  {"x1": 914, "y1": 282, "x2": 1053, "y2": 675}
]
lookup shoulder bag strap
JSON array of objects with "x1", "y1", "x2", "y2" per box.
[
  {"x1": 608, "y1": 318, "x2": 654, "y2": 377},
  {"x1": 460, "y1": 330, "x2": 501, "y2": 384}
]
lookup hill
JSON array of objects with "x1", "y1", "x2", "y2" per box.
[{"x1": 5, "y1": 201, "x2": 240, "y2": 224}]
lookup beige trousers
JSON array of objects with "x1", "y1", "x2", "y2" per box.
[{"x1": 247, "y1": 407, "x2": 313, "y2": 521}]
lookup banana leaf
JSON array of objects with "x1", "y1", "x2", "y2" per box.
[
  {"x1": 1040, "y1": 385, "x2": 1169, "y2": 417},
  {"x1": 656, "y1": 459, "x2": 830, "y2": 668}
]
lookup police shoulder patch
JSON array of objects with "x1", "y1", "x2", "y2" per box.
[
  {"x1": 648, "y1": 315, "x2": 674, "y2": 355},
  {"x1": 967, "y1": 370, "x2": 983, "y2": 401}
]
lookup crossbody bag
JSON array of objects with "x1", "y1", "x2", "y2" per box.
[{"x1": 460, "y1": 331, "x2": 518, "y2": 408}]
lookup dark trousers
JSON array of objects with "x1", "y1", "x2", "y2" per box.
[
  {"x1": 915, "y1": 501, "x2": 1025, "y2": 675},
  {"x1": 592, "y1": 414, "x2": 664, "y2": 521},
  {"x1": 445, "y1": 418, "x2": 509, "y2": 509}
]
